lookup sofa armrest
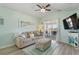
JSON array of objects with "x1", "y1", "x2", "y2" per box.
[{"x1": 16, "y1": 36, "x2": 25, "y2": 48}]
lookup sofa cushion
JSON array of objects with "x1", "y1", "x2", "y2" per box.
[{"x1": 18, "y1": 34, "x2": 26, "y2": 39}]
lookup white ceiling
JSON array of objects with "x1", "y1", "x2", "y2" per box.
[{"x1": 0, "y1": 3, "x2": 79, "y2": 18}]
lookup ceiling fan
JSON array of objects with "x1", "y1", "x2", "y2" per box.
[{"x1": 35, "y1": 4, "x2": 51, "y2": 13}]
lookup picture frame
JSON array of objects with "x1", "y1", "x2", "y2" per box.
[
  {"x1": 18, "y1": 20, "x2": 32, "y2": 27},
  {"x1": 0, "y1": 18, "x2": 4, "y2": 25}
]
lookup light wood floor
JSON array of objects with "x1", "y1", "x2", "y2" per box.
[{"x1": 0, "y1": 40, "x2": 79, "y2": 55}]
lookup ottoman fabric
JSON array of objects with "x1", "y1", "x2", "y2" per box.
[{"x1": 35, "y1": 38, "x2": 51, "y2": 51}]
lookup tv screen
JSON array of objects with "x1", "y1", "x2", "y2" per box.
[{"x1": 63, "y1": 13, "x2": 79, "y2": 29}]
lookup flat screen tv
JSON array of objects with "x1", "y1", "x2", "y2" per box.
[{"x1": 63, "y1": 13, "x2": 79, "y2": 29}]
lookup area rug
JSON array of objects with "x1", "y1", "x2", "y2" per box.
[{"x1": 22, "y1": 41, "x2": 58, "y2": 55}]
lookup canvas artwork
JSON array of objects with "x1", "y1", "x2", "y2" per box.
[
  {"x1": 0, "y1": 18, "x2": 4, "y2": 25},
  {"x1": 18, "y1": 20, "x2": 32, "y2": 27},
  {"x1": 68, "y1": 32, "x2": 79, "y2": 47}
]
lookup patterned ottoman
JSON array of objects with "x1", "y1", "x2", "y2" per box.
[{"x1": 35, "y1": 38, "x2": 51, "y2": 51}]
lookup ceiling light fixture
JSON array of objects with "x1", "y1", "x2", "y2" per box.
[
  {"x1": 35, "y1": 4, "x2": 51, "y2": 13},
  {"x1": 41, "y1": 8, "x2": 45, "y2": 13}
]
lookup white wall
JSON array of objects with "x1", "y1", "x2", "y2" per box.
[{"x1": 0, "y1": 6, "x2": 39, "y2": 48}]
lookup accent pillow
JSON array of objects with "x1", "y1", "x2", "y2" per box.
[{"x1": 30, "y1": 33, "x2": 34, "y2": 38}]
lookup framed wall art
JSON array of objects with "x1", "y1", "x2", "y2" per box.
[
  {"x1": 18, "y1": 20, "x2": 33, "y2": 27},
  {"x1": 0, "y1": 18, "x2": 4, "y2": 25}
]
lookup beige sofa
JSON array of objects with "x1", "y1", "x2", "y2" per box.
[
  {"x1": 15, "y1": 32, "x2": 36, "y2": 48},
  {"x1": 16, "y1": 37, "x2": 35, "y2": 48},
  {"x1": 15, "y1": 31, "x2": 43, "y2": 48}
]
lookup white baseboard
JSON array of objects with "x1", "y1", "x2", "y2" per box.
[{"x1": 0, "y1": 43, "x2": 15, "y2": 49}]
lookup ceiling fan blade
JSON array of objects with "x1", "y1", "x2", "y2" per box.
[
  {"x1": 57, "y1": 9, "x2": 62, "y2": 11},
  {"x1": 35, "y1": 9, "x2": 40, "y2": 11},
  {"x1": 36, "y1": 5, "x2": 42, "y2": 9},
  {"x1": 45, "y1": 4, "x2": 50, "y2": 8},
  {"x1": 46, "y1": 9, "x2": 51, "y2": 11},
  {"x1": 53, "y1": 9, "x2": 62, "y2": 12}
]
